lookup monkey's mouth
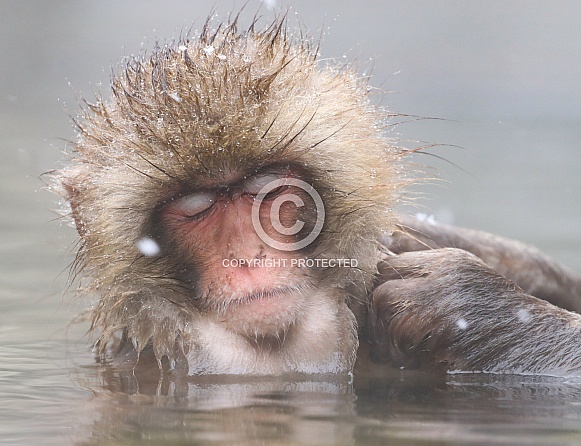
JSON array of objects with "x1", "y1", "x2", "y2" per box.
[{"x1": 233, "y1": 286, "x2": 296, "y2": 306}]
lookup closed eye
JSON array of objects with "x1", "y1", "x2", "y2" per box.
[
  {"x1": 242, "y1": 173, "x2": 284, "y2": 195},
  {"x1": 165, "y1": 191, "x2": 217, "y2": 219}
]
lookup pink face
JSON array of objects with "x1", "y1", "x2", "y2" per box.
[{"x1": 159, "y1": 166, "x2": 322, "y2": 338}]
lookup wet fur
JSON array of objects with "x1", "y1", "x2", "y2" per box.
[{"x1": 53, "y1": 15, "x2": 404, "y2": 374}]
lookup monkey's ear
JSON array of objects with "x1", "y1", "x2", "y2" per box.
[{"x1": 61, "y1": 178, "x2": 86, "y2": 237}]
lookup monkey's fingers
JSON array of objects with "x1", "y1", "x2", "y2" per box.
[
  {"x1": 369, "y1": 276, "x2": 439, "y2": 368},
  {"x1": 376, "y1": 247, "x2": 483, "y2": 283}
]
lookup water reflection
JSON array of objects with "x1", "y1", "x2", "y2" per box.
[
  {"x1": 65, "y1": 353, "x2": 581, "y2": 445},
  {"x1": 76, "y1": 361, "x2": 357, "y2": 445}
]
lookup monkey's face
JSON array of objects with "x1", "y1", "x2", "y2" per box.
[{"x1": 156, "y1": 164, "x2": 323, "y2": 339}]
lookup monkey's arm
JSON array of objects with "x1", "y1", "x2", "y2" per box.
[
  {"x1": 369, "y1": 248, "x2": 581, "y2": 375},
  {"x1": 381, "y1": 215, "x2": 581, "y2": 312}
]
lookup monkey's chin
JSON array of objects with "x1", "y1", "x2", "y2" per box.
[{"x1": 219, "y1": 286, "x2": 306, "y2": 339}]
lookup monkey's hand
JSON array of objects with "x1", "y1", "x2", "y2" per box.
[
  {"x1": 381, "y1": 215, "x2": 581, "y2": 312},
  {"x1": 369, "y1": 248, "x2": 581, "y2": 376}
]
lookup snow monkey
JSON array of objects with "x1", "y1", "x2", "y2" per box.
[{"x1": 54, "y1": 15, "x2": 581, "y2": 376}]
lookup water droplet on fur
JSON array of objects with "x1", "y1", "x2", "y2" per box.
[
  {"x1": 456, "y1": 318, "x2": 469, "y2": 330},
  {"x1": 517, "y1": 308, "x2": 531, "y2": 323},
  {"x1": 168, "y1": 92, "x2": 182, "y2": 102},
  {"x1": 136, "y1": 237, "x2": 161, "y2": 256}
]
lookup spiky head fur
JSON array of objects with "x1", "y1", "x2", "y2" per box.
[{"x1": 54, "y1": 15, "x2": 406, "y2": 370}]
